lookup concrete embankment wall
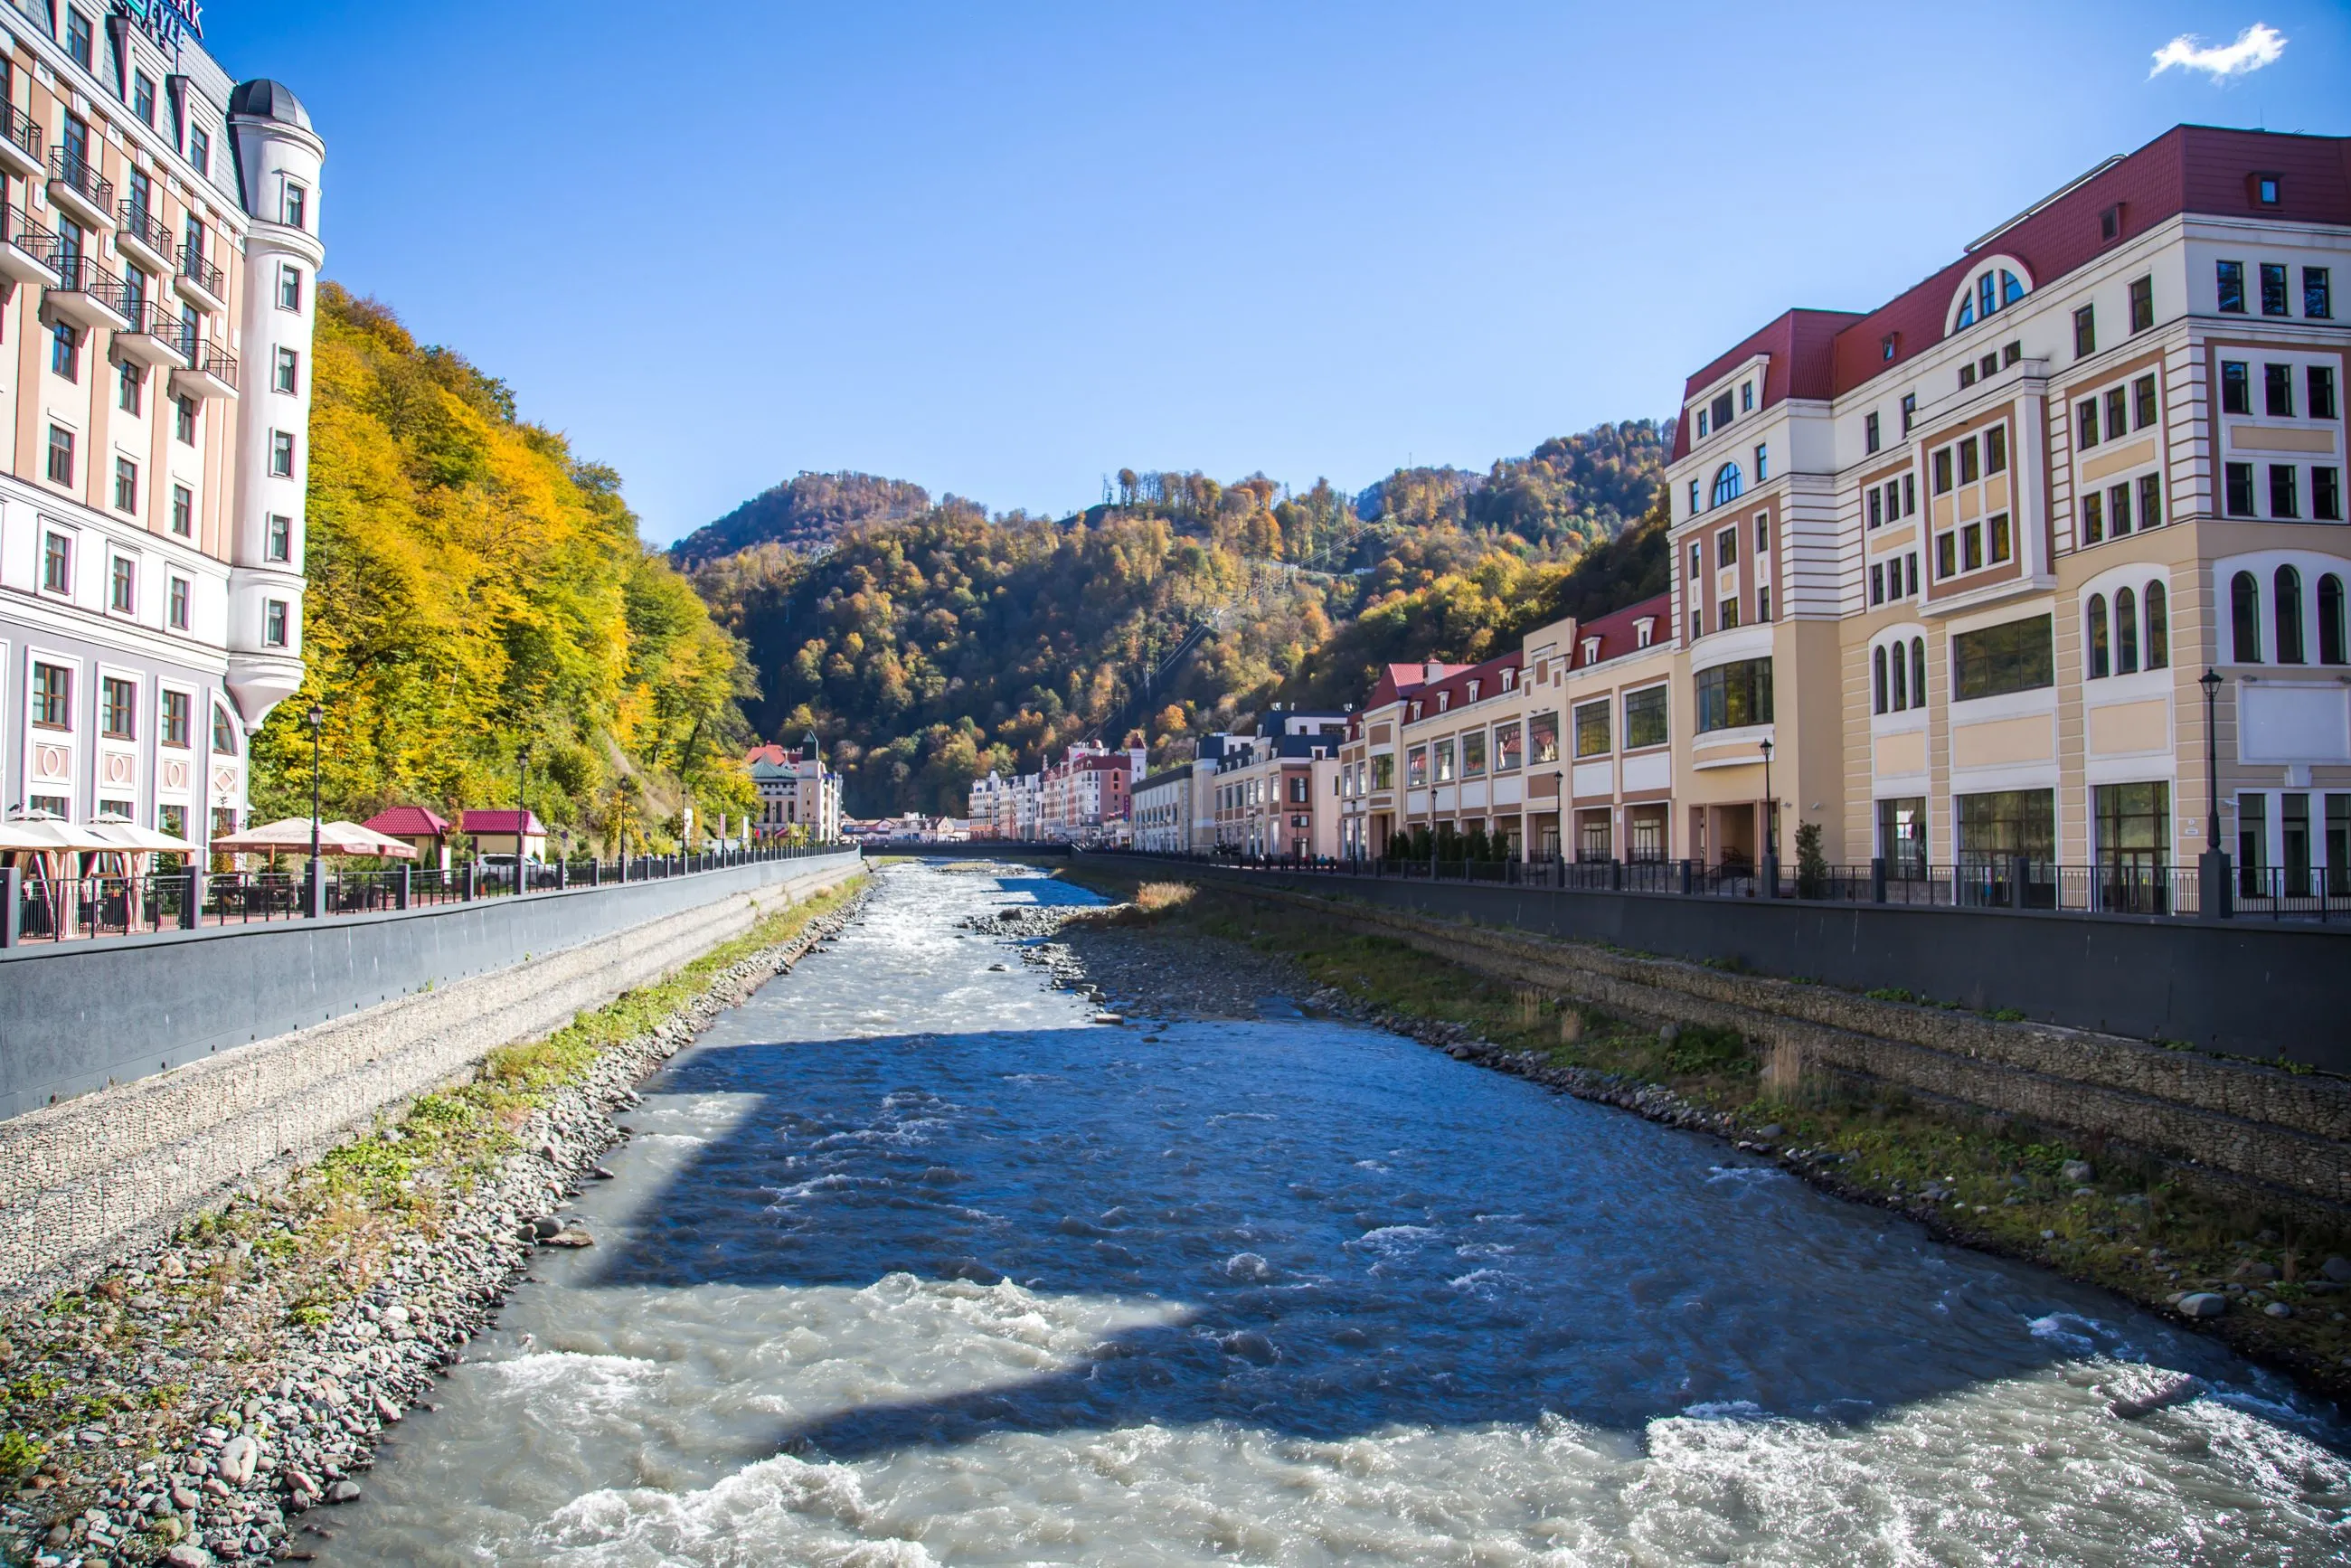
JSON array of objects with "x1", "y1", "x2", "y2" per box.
[
  {"x1": 1082, "y1": 858, "x2": 2351, "y2": 1069},
  {"x1": 0, "y1": 852, "x2": 862, "y2": 1301},
  {"x1": 1089, "y1": 857, "x2": 2351, "y2": 1222}
]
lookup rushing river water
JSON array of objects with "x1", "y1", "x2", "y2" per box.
[{"x1": 325, "y1": 862, "x2": 2350, "y2": 1565}]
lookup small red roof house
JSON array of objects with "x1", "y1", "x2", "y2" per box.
[
  {"x1": 460, "y1": 808, "x2": 549, "y2": 862},
  {"x1": 363, "y1": 806, "x2": 455, "y2": 870}
]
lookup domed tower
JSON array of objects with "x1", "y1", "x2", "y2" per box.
[{"x1": 222, "y1": 79, "x2": 326, "y2": 724}]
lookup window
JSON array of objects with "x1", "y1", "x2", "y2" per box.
[
  {"x1": 1740, "y1": 381, "x2": 1753, "y2": 412},
  {"x1": 2076, "y1": 396, "x2": 2100, "y2": 449},
  {"x1": 2321, "y1": 576, "x2": 2346, "y2": 666},
  {"x1": 2311, "y1": 366, "x2": 2338, "y2": 421},
  {"x1": 1868, "y1": 488, "x2": 1883, "y2": 531},
  {"x1": 2133, "y1": 374, "x2": 2157, "y2": 430},
  {"x1": 2217, "y1": 260, "x2": 2245, "y2": 314},
  {"x1": 1624, "y1": 685, "x2": 1667, "y2": 750},
  {"x1": 1961, "y1": 522, "x2": 1983, "y2": 572},
  {"x1": 2231, "y1": 571, "x2": 2261, "y2": 661},
  {"x1": 1573, "y1": 700, "x2": 1610, "y2": 758},
  {"x1": 1986, "y1": 425, "x2": 2006, "y2": 473},
  {"x1": 1496, "y1": 721, "x2": 1524, "y2": 771},
  {"x1": 1753, "y1": 444, "x2": 1769, "y2": 481},
  {"x1": 2320, "y1": 468, "x2": 2344, "y2": 523},
  {"x1": 2095, "y1": 783, "x2": 2169, "y2": 880},
  {"x1": 168, "y1": 484, "x2": 193, "y2": 538},
  {"x1": 2265, "y1": 364, "x2": 2294, "y2": 418},
  {"x1": 1880, "y1": 798, "x2": 1928, "y2": 874},
  {"x1": 2129, "y1": 276, "x2": 2153, "y2": 333},
  {"x1": 118, "y1": 359, "x2": 143, "y2": 415},
  {"x1": 109, "y1": 553, "x2": 133, "y2": 611},
  {"x1": 2309, "y1": 267, "x2": 2334, "y2": 320},
  {"x1": 1530, "y1": 712, "x2": 1560, "y2": 765},
  {"x1": 2261, "y1": 263, "x2": 2289, "y2": 317},
  {"x1": 1936, "y1": 531, "x2": 1957, "y2": 580},
  {"x1": 1951, "y1": 615, "x2": 2054, "y2": 701},
  {"x1": 2081, "y1": 489, "x2": 2104, "y2": 544},
  {"x1": 278, "y1": 264, "x2": 303, "y2": 313},
  {"x1": 1933, "y1": 448, "x2": 1953, "y2": 494},
  {"x1": 65, "y1": 7, "x2": 92, "y2": 70},
  {"x1": 1865, "y1": 411, "x2": 1881, "y2": 454},
  {"x1": 42, "y1": 530, "x2": 71, "y2": 593},
  {"x1": 273, "y1": 347, "x2": 299, "y2": 395},
  {"x1": 1980, "y1": 351, "x2": 1999, "y2": 381},
  {"x1": 2116, "y1": 587, "x2": 2139, "y2": 674},
  {"x1": 1958, "y1": 789, "x2": 2055, "y2": 865},
  {"x1": 188, "y1": 126, "x2": 210, "y2": 176},
  {"x1": 2271, "y1": 465, "x2": 2299, "y2": 520},
  {"x1": 51, "y1": 322, "x2": 78, "y2": 382},
  {"x1": 1717, "y1": 527, "x2": 1738, "y2": 569},
  {"x1": 175, "y1": 396, "x2": 197, "y2": 444},
  {"x1": 2004, "y1": 340, "x2": 2021, "y2": 368},
  {"x1": 1871, "y1": 562, "x2": 1884, "y2": 605},
  {"x1": 2072, "y1": 305, "x2": 2095, "y2": 358},
  {"x1": 281, "y1": 180, "x2": 308, "y2": 230},
  {"x1": 167, "y1": 574, "x2": 190, "y2": 630},
  {"x1": 267, "y1": 514, "x2": 292, "y2": 562},
  {"x1": 133, "y1": 71, "x2": 156, "y2": 127},
  {"x1": 269, "y1": 430, "x2": 296, "y2": 477},
  {"x1": 33, "y1": 662, "x2": 71, "y2": 727},
  {"x1": 2103, "y1": 387, "x2": 2127, "y2": 443},
  {"x1": 2139, "y1": 473, "x2": 2163, "y2": 531},
  {"x1": 1883, "y1": 333, "x2": 1898, "y2": 362},
  {"x1": 1695, "y1": 657, "x2": 1772, "y2": 733},
  {"x1": 1987, "y1": 513, "x2": 2011, "y2": 565},
  {"x1": 1433, "y1": 738, "x2": 1455, "y2": 783},
  {"x1": 2108, "y1": 482, "x2": 2132, "y2": 537},
  {"x1": 2277, "y1": 566, "x2": 2306, "y2": 664},
  {"x1": 100, "y1": 675, "x2": 136, "y2": 739},
  {"x1": 1873, "y1": 645, "x2": 1888, "y2": 712},
  {"x1": 1710, "y1": 463, "x2": 1742, "y2": 507},
  {"x1": 1718, "y1": 596, "x2": 1740, "y2": 631},
  {"x1": 212, "y1": 704, "x2": 238, "y2": 756},
  {"x1": 162, "y1": 690, "x2": 191, "y2": 748},
  {"x1": 2087, "y1": 594, "x2": 2110, "y2": 678},
  {"x1": 1460, "y1": 730, "x2": 1487, "y2": 778},
  {"x1": 2147, "y1": 581, "x2": 2168, "y2": 667},
  {"x1": 2222, "y1": 360, "x2": 2251, "y2": 415},
  {"x1": 2224, "y1": 463, "x2": 2255, "y2": 517},
  {"x1": 1709, "y1": 390, "x2": 1733, "y2": 432},
  {"x1": 114, "y1": 456, "x2": 137, "y2": 514},
  {"x1": 1959, "y1": 362, "x2": 1977, "y2": 390},
  {"x1": 1900, "y1": 394, "x2": 1916, "y2": 436},
  {"x1": 1405, "y1": 745, "x2": 1428, "y2": 789},
  {"x1": 1686, "y1": 480, "x2": 1699, "y2": 515},
  {"x1": 264, "y1": 599, "x2": 289, "y2": 647}
]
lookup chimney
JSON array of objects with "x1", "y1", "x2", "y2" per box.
[{"x1": 1423, "y1": 660, "x2": 1444, "y2": 683}]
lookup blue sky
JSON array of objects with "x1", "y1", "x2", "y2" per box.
[{"x1": 198, "y1": 3, "x2": 2347, "y2": 544}]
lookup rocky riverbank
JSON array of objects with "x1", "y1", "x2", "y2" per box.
[{"x1": 0, "y1": 885, "x2": 867, "y2": 1568}]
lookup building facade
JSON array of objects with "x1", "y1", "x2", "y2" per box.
[
  {"x1": 1036, "y1": 741, "x2": 1143, "y2": 844},
  {"x1": 747, "y1": 732, "x2": 842, "y2": 843},
  {"x1": 0, "y1": 4, "x2": 321, "y2": 848},
  {"x1": 1661, "y1": 124, "x2": 2347, "y2": 889}
]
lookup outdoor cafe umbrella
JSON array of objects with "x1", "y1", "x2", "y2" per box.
[
  {"x1": 208, "y1": 817, "x2": 420, "y2": 861},
  {"x1": 87, "y1": 818, "x2": 198, "y2": 881}
]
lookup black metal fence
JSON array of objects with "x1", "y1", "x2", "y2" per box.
[
  {"x1": 1103, "y1": 848, "x2": 2349, "y2": 923},
  {"x1": 0, "y1": 844, "x2": 856, "y2": 948}
]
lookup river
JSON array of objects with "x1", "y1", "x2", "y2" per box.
[{"x1": 321, "y1": 861, "x2": 2349, "y2": 1565}]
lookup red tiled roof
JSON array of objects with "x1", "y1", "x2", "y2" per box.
[
  {"x1": 364, "y1": 806, "x2": 450, "y2": 837},
  {"x1": 461, "y1": 809, "x2": 545, "y2": 836},
  {"x1": 1670, "y1": 311, "x2": 1857, "y2": 461},
  {"x1": 744, "y1": 743, "x2": 791, "y2": 765},
  {"x1": 1415, "y1": 650, "x2": 1522, "y2": 713},
  {"x1": 1568, "y1": 593, "x2": 1674, "y2": 669}
]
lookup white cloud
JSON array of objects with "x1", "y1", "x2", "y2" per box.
[{"x1": 2149, "y1": 22, "x2": 2288, "y2": 80}]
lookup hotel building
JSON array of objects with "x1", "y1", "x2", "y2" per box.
[
  {"x1": 748, "y1": 733, "x2": 843, "y2": 842},
  {"x1": 1323, "y1": 126, "x2": 2350, "y2": 897},
  {"x1": 0, "y1": 0, "x2": 321, "y2": 846}
]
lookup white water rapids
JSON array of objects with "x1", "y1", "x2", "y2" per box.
[{"x1": 317, "y1": 862, "x2": 2350, "y2": 1565}]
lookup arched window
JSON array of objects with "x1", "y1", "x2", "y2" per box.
[
  {"x1": 211, "y1": 704, "x2": 238, "y2": 757},
  {"x1": 2321, "y1": 574, "x2": 2346, "y2": 666},
  {"x1": 1711, "y1": 463, "x2": 1743, "y2": 508},
  {"x1": 2146, "y1": 581, "x2": 2168, "y2": 668},
  {"x1": 2117, "y1": 587, "x2": 2139, "y2": 674},
  {"x1": 1891, "y1": 642, "x2": 1908, "y2": 710},
  {"x1": 2276, "y1": 565, "x2": 2305, "y2": 665},
  {"x1": 1911, "y1": 638, "x2": 1927, "y2": 708},
  {"x1": 2087, "y1": 594, "x2": 2110, "y2": 679},
  {"x1": 2232, "y1": 571, "x2": 2262, "y2": 663},
  {"x1": 1873, "y1": 647, "x2": 1888, "y2": 714},
  {"x1": 2001, "y1": 269, "x2": 2025, "y2": 307}
]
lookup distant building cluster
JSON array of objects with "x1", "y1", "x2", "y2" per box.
[
  {"x1": 746, "y1": 732, "x2": 843, "y2": 844},
  {"x1": 966, "y1": 741, "x2": 1147, "y2": 846}
]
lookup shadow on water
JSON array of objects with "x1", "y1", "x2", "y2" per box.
[{"x1": 582, "y1": 994, "x2": 2323, "y2": 1462}]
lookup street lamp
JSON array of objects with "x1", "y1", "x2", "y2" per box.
[
  {"x1": 1759, "y1": 736, "x2": 1776, "y2": 864},
  {"x1": 2199, "y1": 667, "x2": 2229, "y2": 919},
  {"x1": 515, "y1": 742, "x2": 531, "y2": 887},
  {"x1": 305, "y1": 703, "x2": 324, "y2": 917}
]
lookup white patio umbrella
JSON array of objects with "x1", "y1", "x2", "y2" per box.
[
  {"x1": 210, "y1": 817, "x2": 420, "y2": 860},
  {"x1": 87, "y1": 819, "x2": 199, "y2": 881}
]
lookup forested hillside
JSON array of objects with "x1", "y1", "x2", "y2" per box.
[
  {"x1": 686, "y1": 420, "x2": 1676, "y2": 817},
  {"x1": 669, "y1": 471, "x2": 933, "y2": 567},
  {"x1": 249, "y1": 286, "x2": 753, "y2": 849}
]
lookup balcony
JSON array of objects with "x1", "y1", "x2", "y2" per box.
[
  {"x1": 174, "y1": 243, "x2": 225, "y2": 314},
  {"x1": 115, "y1": 201, "x2": 174, "y2": 275},
  {"x1": 170, "y1": 338, "x2": 238, "y2": 401},
  {"x1": 46, "y1": 149, "x2": 114, "y2": 231},
  {"x1": 0, "y1": 205, "x2": 61, "y2": 289},
  {"x1": 0, "y1": 103, "x2": 40, "y2": 179},
  {"x1": 45, "y1": 252, "x2": 131, "y2": 333},
  {"x1": 115, "y1": 296, "x2": 189, "y2": 369}
]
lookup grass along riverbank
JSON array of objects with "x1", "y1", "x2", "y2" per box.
[
  {"x1": 1054, "y1": 864, "x2": 2351, "y2": 1407},
  {"x1": 0, "y1": 875, "x2": 865, "y2": 1568}
]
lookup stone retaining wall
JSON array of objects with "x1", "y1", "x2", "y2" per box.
[
  {"x1": 1193, "y1": 877, "x2": 2351, "y2": 1222},
  {"x1": 0, "y1": 857, "x2": 864, "y2": 1304}
]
